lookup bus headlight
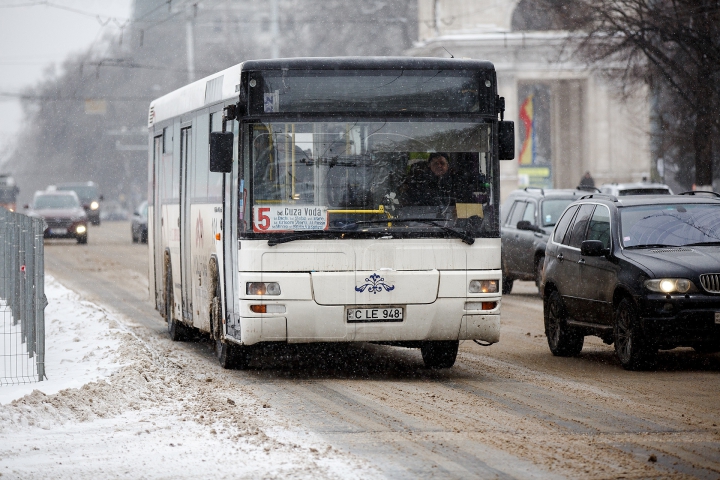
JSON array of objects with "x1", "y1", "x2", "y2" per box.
[
  {"x1": 469, "y1": 280, "x2": 498, "y2": 293},
  {"x1": 246, "y1": 282, "x2": 281, "y2": 295},
  {"x1": 90, "y1": 201, "x2": 99, "y2": 210},
  {"x1": 644, "y1": 278, "x2": 694, "y2": 294}
]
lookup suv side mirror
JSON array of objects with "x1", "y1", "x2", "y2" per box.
[
  {"x1": 498, "y1": 121, "x2": 515, "y2": 160},
  {"x1": 517, "y1": 220, "x2": 539, "y2": 232},
  {"x1": 210, "y1": 131, "x2": 234, "y2": 173},
  {"x1": 581, "y1": 240, "x2": 608, "y2": 256}
]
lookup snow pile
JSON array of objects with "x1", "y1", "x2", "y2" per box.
[
  {"x1": 0, "y1": 274, "x2": 123, "y2": 404},
  {"x1": 0, "y1": 276, "x2": 375, "y2": 478}
]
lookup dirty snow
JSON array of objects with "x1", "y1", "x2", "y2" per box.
[{"x1": 0, "y1": 275, "x2": 374, "y2": 478}]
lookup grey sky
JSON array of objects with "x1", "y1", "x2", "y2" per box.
[{"x1": 0, "y1": 0, "x2": 132, "y2": 164}]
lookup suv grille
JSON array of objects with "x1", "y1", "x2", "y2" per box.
[
  {"x1": 700, "y1": 274, "x2": 720, "y2": 294},
  {"x1": 45, "y1": 218, "x2": 72, "y2": 229}
]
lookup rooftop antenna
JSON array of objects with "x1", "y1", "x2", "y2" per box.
[{"x1": 441, "y1": 46, "x2": 454, "y2": 58}]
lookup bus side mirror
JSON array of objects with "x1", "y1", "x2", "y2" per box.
[
  {"x1": 210, "y1": 132, "x2": 234, "y2": 173},
  {"x1": 498, "y1": 121, "x2": 514, "y2": 160}
]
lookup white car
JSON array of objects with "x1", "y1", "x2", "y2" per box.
[{"x1": 599, "y1": 182, "x2": 673, "y2": 196}]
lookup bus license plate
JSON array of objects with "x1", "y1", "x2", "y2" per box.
[
  {"x1": 347, "y1": 307, "x2": 403, "y2": 323},
  {"x1": 50, "y1": 228, "x2": 67, "y2": 235},
  {"x1": 715, "y1": 312, "x2": 720, "y2": 324}
]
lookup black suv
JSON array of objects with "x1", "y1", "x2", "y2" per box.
[
  {"x1": 501, "y1": 188, "x2": 589, "y2": 293},
  {"x1": 542, "y1": 192, "x2": 720, "y2": 370}
]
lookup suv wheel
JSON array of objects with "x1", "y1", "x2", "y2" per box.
[
  {"x1": 420, "y1": 341, "x2": 459, "y2": 368},
  {"x1": 614, "y1": 297, "x2": 657, "y2": 370},
  {"x1": 544, "y1": 290, "x2": 584, "y2": 356}
]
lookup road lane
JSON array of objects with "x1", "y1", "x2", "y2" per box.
[{"x1": 45, "y1": 222, "x2": 720, "y2": 479}]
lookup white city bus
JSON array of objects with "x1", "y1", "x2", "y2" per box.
[{"x1": 147, "y1": 57, "x2": 515, "y2": 369}]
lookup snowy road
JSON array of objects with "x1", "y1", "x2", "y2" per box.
[{"x1": 3, "y1": 221, "x2": 719, "y2": 478}]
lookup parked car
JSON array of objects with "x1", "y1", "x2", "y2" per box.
[
  {"x1": 541, "y1": 192, "x2": 720, "y2": 370},
  {"x1": 54, "y1": 181, "x2": 103, "y2": 225},
  {"x1": 500, "y1": 187, "x2": 589, "y2": 294},
  {"x1": 599, "y1": 181, "x2": 673, "y2": 196},
  {"x1": 26, "y1": 190, "x2": 88, "y2": 244},
  {"x1": 101, "y1": 201, "x2": 129, "y2": 221},
  {"x1": 131, "y1": 201, "x2": 148, "y2": 243}
]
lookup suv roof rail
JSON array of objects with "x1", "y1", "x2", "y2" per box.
[
  {"x1": 523, "y1": 186, "x2": 545, "y2": 196},
  {"x1": 576, "y1": 185, "x2": 601, "y2": 193},
  {"x1": 579, "y1": 193, "x2": 618, "y2": 202},
  {"x1": 678, "y1": 190, "x2": 720, "y2": 198}
]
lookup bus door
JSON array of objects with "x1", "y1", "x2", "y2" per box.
[
  {"x1": 152, "y1": 135, "x2": 163, "y2": 310},
  {"x1": 179, "y1": 125, "x2": 193, "y2": 322}
]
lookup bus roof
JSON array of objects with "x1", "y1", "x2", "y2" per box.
[{"x1": 148, "y1": 57, "x2": 496, "y2": 128}]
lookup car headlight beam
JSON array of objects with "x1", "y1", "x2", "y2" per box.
[
  {"x1": 644, "y1": 278, "x2": 694, "y2": 294},
  {"x1": 90, "y1": 201, "x2": 99, "y2": 210}
]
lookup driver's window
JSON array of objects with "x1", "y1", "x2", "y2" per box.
[
  {"x1": 522, "y1": 202, "x2": 536, "y2": 225},
  {"x1": 508, "y1": 201, "x2": 526, "y2": 227}
]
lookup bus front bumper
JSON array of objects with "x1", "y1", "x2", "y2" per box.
[{"x1": 226, "y1": 297, "x2": 500, "y2": 346}]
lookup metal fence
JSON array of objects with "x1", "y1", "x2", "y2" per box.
[{"x1": 0, "y1": 209, "x2": 47, "y2": 385}]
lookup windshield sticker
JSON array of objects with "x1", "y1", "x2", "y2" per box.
[
  {"x1": 264, "y1": 90, "x2": 279, "y2": 113},
  {"x1": 253, "y1": 205, "x2": 328, "y2": 232}
]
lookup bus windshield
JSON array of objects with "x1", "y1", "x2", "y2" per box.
[{"x1": 240, "y1": 121, "x2": 497, "y2": 239}]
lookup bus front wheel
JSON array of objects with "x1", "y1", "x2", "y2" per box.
[{"x1": 421, "y1": 340, "x2": 459, "y2": 368}]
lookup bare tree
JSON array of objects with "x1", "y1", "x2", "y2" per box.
[{"x1": 539, "y1": 0, "x2": 720, "y2": 188}]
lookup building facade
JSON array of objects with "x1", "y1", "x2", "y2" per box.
[{"x1": 410, "y1": 0, "x2": 651, "y2": 198}]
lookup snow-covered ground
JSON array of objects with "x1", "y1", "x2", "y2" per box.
[
  {"x1": 0, "y1": 276, "x2": 123, "y2": 403},
  {"x1": 0, "y1": 276, "x2": 375, "y2": 478}
]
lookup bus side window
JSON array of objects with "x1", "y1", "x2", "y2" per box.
[{"x1": 208, "y1": 112, "x2": 224, "y2": 200}]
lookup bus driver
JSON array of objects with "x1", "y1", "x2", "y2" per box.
[{"x1": 400, "y1": 152, "x2": 467, "y2": 206}]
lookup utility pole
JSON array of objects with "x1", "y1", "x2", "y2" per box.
[
  {"x1": 185, "y1": 3, "x2": 196, "y2": 83},
  {"x1": 270, "y1": 0, "x2": 279, "y2": 59}
]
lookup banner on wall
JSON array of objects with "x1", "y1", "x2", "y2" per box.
[
  {"x1": 517, "y1": 85, "x2": 552, "y2": 189},
  {"x1": 519, "y1": 95, "x2": 534, "y2": 166}
]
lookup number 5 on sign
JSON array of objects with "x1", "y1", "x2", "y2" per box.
[{"x1": 255, "y1": 207, "x2": 271, "y2": 231}]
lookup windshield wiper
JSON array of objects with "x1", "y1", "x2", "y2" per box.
[
  {"x1": 624, "y1": 244, "x2": 678, "y2": 250},
  {"x1": 267, "y1": 230, "x2": 345, "y2": 246},
  {"x1": 683, "y1": 241, "x2": 720, "y2": 247},
  {"x1": 348, "y1": 218, "x2": 475, "y2": 245}
]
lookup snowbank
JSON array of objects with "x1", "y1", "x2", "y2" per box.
[
  {"x1": 0, "y1": 275, "x2": 374, "y2": 478},
  {"x1": 0, "y1": 274, "x2": 123, "y2": 404}
]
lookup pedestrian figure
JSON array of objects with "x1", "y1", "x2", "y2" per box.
[{"x1": 579, "y1": 171, "x2": 595, "y2": 189}]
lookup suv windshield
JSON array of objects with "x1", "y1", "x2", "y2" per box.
[
  {"x1": 56, "y1": 185, "x2": 98, "y2": 203},
  {"x1": 241, "y1": 121, "x2": 497, "y2": 239},
  {"x1": 34, "y1": 194, "x2": 79, "y2": 209},
  {"x1": 621, "y1": 203, "x2": 720, "y2": 247},
  {"x1": 541, "y1": 199, "x2": 575, "y2": 227}
]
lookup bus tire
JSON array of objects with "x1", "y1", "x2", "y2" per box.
[
  {"x1": 165, "y1": 263, "x2": 186, "y2": 341},
  {"x1": 421, "y1": 340, "x2": 459, "y2": 368}
]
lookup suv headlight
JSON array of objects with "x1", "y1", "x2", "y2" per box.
[
  {"x1": 90, "y1": 201, "x2": 99, "y2": 210},
  {"x1": 246, "y1": 282, "x2": 281, "y2": 295},
  {"x1": 644, "y1": 278, "x2": 695, "y2": 294},
  {"x1": 469, "y1": 280, "x2": 498, "y2": 293}
]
